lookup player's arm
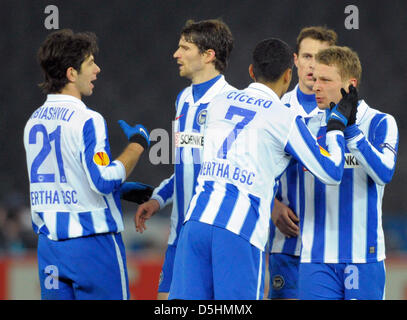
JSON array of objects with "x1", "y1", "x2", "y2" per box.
[
  {"x1": 82, "y1": 117, "x2": 149, "y2": 195},
  {"x1": 150, "y1": 174, "x2": 175, "y2": 209},
  {"x1": 272, "y1": 198, "x2": 299, "y2": 238},
  {"x1": 284, "y1": 85, "x2": 358, "y2": 184},
  {"x1": 271, "y1": 170, "x2": 300, "y2": 237},
  {"x1": 284, "y1": 116, "x2": 345, "y2": 185},
  {"x1": 344, "y1": 114, "x2": 398, "y2": 185},
  {"x1": 134, "y1": 174, "x2": 175, "y2": 233}
]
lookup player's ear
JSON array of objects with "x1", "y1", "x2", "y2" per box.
[
  {"x1": 349, "y1": 78, "x2": 358, "y2": 89},
  {"x1": 284, "y1": 68, "x2": 292, "y2": 84},
  {"x1": 293, "y1": 52, "x2": 299, "y2": 68},
  {"x1": 344, "y1": 78, "x2": 358, "y2": 92},
  {"x1": 248, "y1": 64, "x2": 256, "y2": 81},
  {"x1": 204, "y1": 49, "x2": 216, "y2": 64},
  {"x1": 66, "y1": 67, "x2": 77, "y2": 82}
]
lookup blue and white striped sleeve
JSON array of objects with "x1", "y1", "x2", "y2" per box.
[
  {"x1": 82, "y1": 116, "x2": 125, "y2": 195},
  {"x1": 346, "y1": 114, "x2": 398, "y2": 185},
  {"x1": 150, "y1": 174, "x2": 175, "y2": 209},
  {"x1": 284, "y1": 116, "x2": 345, "y2": 185}
]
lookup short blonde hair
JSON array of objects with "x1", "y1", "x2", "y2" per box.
[{"x1": 315, "y1": 46, "x2": 362, "y2": 85}]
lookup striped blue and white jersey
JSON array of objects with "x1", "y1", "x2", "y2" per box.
[
  {"x1": 151, "y1": 75, "x2": 235, "y2": 245},
  {"x1": 269, "y1": 84, "x2": 323, "y2": 256},
  {"x1": 299, "y1": 100, "x2": 399, "y2": 263},
  {"x1": 24, "y1": 94, "x2": 126, "y2": 241},
  {"x1": 184, "y1": 83, "x2": 346, "y2": 251}
]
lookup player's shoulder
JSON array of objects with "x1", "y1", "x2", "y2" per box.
[
  {"x1": 359, "y1": 100, "x2": 396, "y2": 124},
  {"x1": 281, "y1": 85, "x2": 298, "y2": 106},
  {"x1": 77, "y1": 103, "x2": 104, "y2": 123},
  {"x1": 175, "y1": 86, "x2": 191, "y2": 108},
  {"x1": 358, "y1": 100, "x2": 398, "y2": 135},
  {"x1": 220, "y1": 78, "x2": 237, "y2": 93}
]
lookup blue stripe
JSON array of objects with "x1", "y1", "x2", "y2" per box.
[
  {"x1": 35, "y1": 212, "x2": 50, "y2": 236},
  {"x1": 103, "y1": 197, "x2": 118, "y2": 232},
  {"x1": 103, "y1": 120, "x2": 112, "y2": 156},
  {"x1": 174, "y1": 160, "x2": 185, "y2": 239},
  {"x1": 269, "y1": 181, "x2": 280, "y2": 251},
  {"x1": 174, "y1": 101, "x2": 194, "y2": 242},
  {"x1": 189, "y1": 181, "x2": 215, "y2": 221},
  {"x1": 286, "y1": 164, "x2": 298, "y2": 212},
  {"x1": 281, "y1": 164, "x2": 300, "y2": 254},
  {"x1": 287, "y1": 117, "x2": 344, "y2": 182},
  {"x1": 56, "y1": 211, "x2": 70, "y2": 239},
  {"x1": 298, "y1": 168, "x2": 306, "y2": 237},
  {"x1": 269, "y1": 220, "x2": 276, "y2": 249},
  {"x1": 356, "y1": 137, "x2": 395, "y2": 184},
  {"x1": 175, "y1": 88, "x2": 187, "y2": 110},
  {"x1": 310, "y1": 126, "x2": 327, "y2": 260},
  {"x1": 157, "y1": 176, "x2": 174, "y2": 202},
  {"x1": 78, "y1": 211, "x2": 95, "y2": 236},
  {"x1": 192, "y1": 163, "x2": 201, "y2": 199},
  {"x1": 83, "y1": 119, "x2": 122, "y2": 194},
  {"x1": 240, "y1": 194, "x2": 261, "y2": 241},
  {"x1": 361, "y1": 115, "x2": 397, "y2": 183},
  {"x1": 366, "y1": 176, "x2": 378, "y2": 261},
  {"x1": 282, "y1": 234, "x2": 298, "y2": 254},
  {"x1": 213, "y1": 183, "x2": 239, "y2": 227},
  {"x1": 338, "y1": 169, "x2": 353, "y2": 260},
  {"x1": 178, "y1": 102, "x2": 189, "y2": 132},
  {"x1": 311, "y1": 179, "x2": 326, "y2": 261},
  {"x1": 368, "y1": 114, "x2": 386, "y2": 143}
]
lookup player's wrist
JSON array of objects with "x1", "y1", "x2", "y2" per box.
[
  {"x1": 129, "y1": 135, "x2": 148, "y2": 151},
  {"x1": 343, "y1": 124, "x2": 361, "y2": 140},
  {"x1": 127, "y1": 142, "x2": 145, "y2": 154},
  {"x1": 327, "y1": 119, "x2": 345, "y2": 132},
  {"x1": 150, "y1": 195, "x2": 164, "y2": 210}
]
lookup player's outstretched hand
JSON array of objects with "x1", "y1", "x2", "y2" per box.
[
  {"x1": 120, "y1": 182, "x2": 153, "y2": 204},
  {"x1": 271, "y1": 199, "x2": 299, "y2": 238},
  {"x1": 327, "y1": 84, "x2": 359, "y2": 132},
  {"x1": 118, "y1": 120, "x2": 150, "y2": 150},
  {"x1": 134, "y1": 199, "x2": 160, "y2": 233}
]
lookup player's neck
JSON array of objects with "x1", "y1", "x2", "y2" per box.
[
  {"x1": 190, "y1": 68, "x2": 220, "y2": 85},
  {"x1": 260, "y1": 80, "x2": 286, "y2": 98},
  {"x1": 298, "y1": 82, "x2": 314, "y2": 95},
  {"x1": 60, "y1": 85, "x2": 82, "y2": 100}
]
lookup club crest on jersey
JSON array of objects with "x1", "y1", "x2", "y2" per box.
[
  {"x1": 196, "y1": 109, "x2": 207, "y2": 126},
  {"x1": 272, "y1": 275, "x2": 285, "y2": 290},
  {"x1": 93, "y1": 151, "x2": 110, "y2": 166}
]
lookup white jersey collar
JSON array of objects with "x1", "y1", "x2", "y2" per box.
[
  {"x1": 46, "y1": 94, "x2": 88, "y2": 109},
  {"x1": 187, "y1": 75, "x2": 229, "y2": 106},
  {"x1": 247, "y1": 82, "x2": 280, "y2": 101}
]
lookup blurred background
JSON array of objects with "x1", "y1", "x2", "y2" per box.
[{"x1": 0, "y1": 0, "x2": 406, "y2": 299}]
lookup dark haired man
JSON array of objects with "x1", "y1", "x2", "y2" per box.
[
  {"x1": 268, "y1": 26, "x2": 338, "y2": 300},
  {"x1": 134, "y1": 18, "x2": 235, "y2": 300},
  {"x1": 23, "y1": 29, "x2": 149, "y2": 299},
  {"x1": 168, "y1": 38, "x2": 354, "y2": 300}
]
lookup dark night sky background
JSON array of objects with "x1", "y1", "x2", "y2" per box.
[{"x1": 1, "y1": 0, "x2": 406, "y2": 217}]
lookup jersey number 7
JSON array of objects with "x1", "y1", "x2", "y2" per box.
[{"x1": 217, "y1": 105, "x2": 256, "y2": 159}]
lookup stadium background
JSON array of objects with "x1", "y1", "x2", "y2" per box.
[{"x1": 0, "y1": 0, "x2": 406, "y2": 299}]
